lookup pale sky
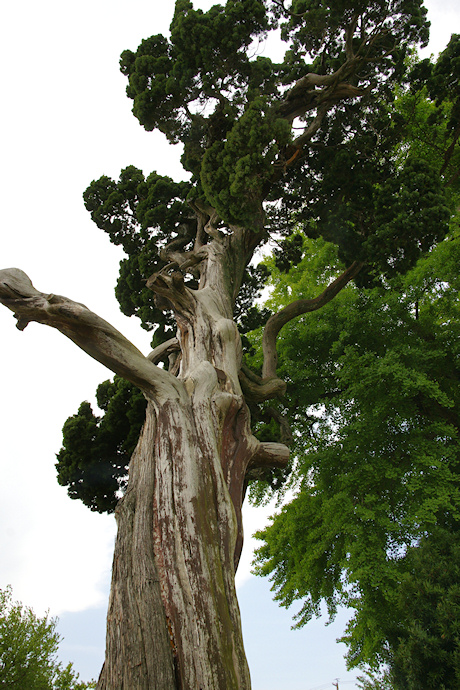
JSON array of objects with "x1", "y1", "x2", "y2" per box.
[{"x1": 0, "y1": 1, "x2": 457, "y2": 688}]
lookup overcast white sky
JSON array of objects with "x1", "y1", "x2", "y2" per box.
[{"x1": 0, "y1": 1, "x2": 458, "y2": 687}]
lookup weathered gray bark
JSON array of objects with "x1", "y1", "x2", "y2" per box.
[{"x1": 0, "y1": 221, "x2": 290, "y2": 689}]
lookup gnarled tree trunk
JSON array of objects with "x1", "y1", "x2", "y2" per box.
[
  {"x1": 0, "y1": 208, "x2": 357, "y2": 688},
  {"x1": 98, "y1": 242, "x2": 284, "y2": 688},
  {"x1": 0, "y1": 220, "x2": 290, "y2": 689}
]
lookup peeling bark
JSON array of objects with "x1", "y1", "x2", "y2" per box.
[{"x1": 0, "y1": 252, "x2": 290, "y2": 689}]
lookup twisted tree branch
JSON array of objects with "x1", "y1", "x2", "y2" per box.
[
  {"x1": 238, "y1": 364, "x2": 286, "y2": 402},
  {"x1": 262, "y1": 261, "x2": 364, "y2": 378}
]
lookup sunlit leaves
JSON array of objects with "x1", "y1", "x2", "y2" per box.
[
  {"x1": 253, "y1": 230, "x2": 460, "y2": 672},
  {"x1": 0, "y1": 586, "x2": 94, "y2": 689}
]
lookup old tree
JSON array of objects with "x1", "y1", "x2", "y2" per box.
[{"x1": 0, "y1": 0, "x2": 457, "y2": 687}]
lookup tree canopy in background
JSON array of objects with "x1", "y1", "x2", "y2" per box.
[{"x1": 0, "y1": 586, "x2": 95, "y2": 690}]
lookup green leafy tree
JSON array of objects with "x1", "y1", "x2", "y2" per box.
[
  {"x1": 0, "y1": 586, "x2": 95, "y2": 690},
  {"x1": 254, "y1": 172, "x2": 460, "y2": 685},
  {"x1": 0, "y1": 2, "x2": 457, "y2": 688}
]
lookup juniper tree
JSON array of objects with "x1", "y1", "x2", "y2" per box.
[{"x1": 0, "y1": 2, "x2": 452, "y2": 688}]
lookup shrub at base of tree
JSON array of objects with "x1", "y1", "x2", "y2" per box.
[{"x1": 0, "y1": 586, "x2": 95, "y2": 690}]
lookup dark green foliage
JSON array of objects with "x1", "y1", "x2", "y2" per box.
[
  {"x1": 279, "y1": 0, "x2": 429, "y2": 77},
  {"x1": 273, "y1": 233, "x2": 304, "y2": 274},
  {"x1": 385, "y1": 525, "x2": 460, "y2": 689},
  {"x1": 119, "y1": 0, "x2": 271, "y2": 138},
  {"x1": 200, "y1": 98, "x2": 291, "y2": 227},
  {"x1": 83, "y1": 167, "x2": 194, "y2": 336},
  {"x1": 408, "y1": 34, "x2": 460, "y2": 192},
  {"x1": 0, "y1": 586, "x2": 94, "y2": 689},
  {"x1": 115, "y1": 0, "x2": 433, "y2": 236},
  {"x1": 234, "y1": 263, "x2": 271, "y2": 331},
  {"x1": 411, "y1": 34, "x2": 460, "y2": 131},
  {"x1": 347, "y1": 524, "x2": 460, "y2": 689},
  {"x1": 56, "y1": 377, "x2": 146, "y2": 513},
  {"x1": 349, "y1": 524, "x2": 460, "y2": 689},
  {"x1": 80, "y1": 0, "x2": 448, "y2": 326},
  {"x1": 278, "y1": 128, "x2": 451, "y2": 281},
  {"x1": 364, "y1": 155, "x2": 451, "y2": 275}
]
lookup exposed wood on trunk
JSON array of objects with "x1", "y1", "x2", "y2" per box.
[{"x1": 97, "y1": 408, "x2": 177, "y2": 689}]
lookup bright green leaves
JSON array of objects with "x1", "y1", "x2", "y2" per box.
[
  {"x1": 55, "y1": 377, "x2": 146, "y2": 513},
  {"x1": 0, "y1": 586, "x2": 95, "y2": 689},
  {"x1": 253, "y1": 229, "x2": 460, "y2": 669},
  {"x1": 201, "y1": 98, "x2": 291, "y2": 227},
  {"x1": 254, "y1": 489, "x2": 349, "y2": 623}
]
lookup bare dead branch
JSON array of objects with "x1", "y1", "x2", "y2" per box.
[{"x1": 0, "y1": 268, "x2": 180, "y2": 399}]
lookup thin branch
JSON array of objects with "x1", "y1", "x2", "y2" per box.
[
  {"x1": 345, "y1": 13, "x2": 360, "y2": 60},
  {"x1": 270, "y1": 0, "x2": 304, "y2": 18},
  {"x1": 262, "y1": 261, "x2": 364, "y2": 378},
  {"x1": 440, "y1": 122, "x2": 460, "y2": 178},
  {"x1": 291, "y1": 103, "x2": 329, "y2": 149},
  {"x1": 0, "y1": 268, "x2": 181, "y2": 400}
]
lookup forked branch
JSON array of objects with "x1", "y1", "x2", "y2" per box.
[
  {"x1": 262, "y1": 261, "x2": 364, "y2": 378},
  {"x1": 0, "y1": 268, "x2": 180, "y2": 400}
]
